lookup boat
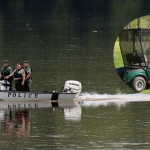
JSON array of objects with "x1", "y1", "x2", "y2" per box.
[{"x1": 0, "y1": 80, "x2": 82, "y2": 109}]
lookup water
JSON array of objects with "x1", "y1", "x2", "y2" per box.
[
  {"x1": 0, "y1": 0, "x2": 150, "y2": 149},
  {"x1": 0, "y1": 0, "x2": 146, "y2": 94},
  {"x1": 0, "y1": 94, "x2": 150, "y2": 149}
]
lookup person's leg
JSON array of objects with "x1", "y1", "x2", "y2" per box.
[
  {"x1": 23, "y1": 80, "x2": 29, "y2": 91},
  {"x1": 15, "y1": 80, "x2": 23, "y2": 91},
  {"x1": 27, "y1": 79, "x2": 32, "y2": 92},
  {"x1": 15, "y1": 81, "x2": 19, "y2": 91}
]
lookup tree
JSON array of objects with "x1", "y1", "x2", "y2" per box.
[{"x1": 137, "y1": 18, "x2": 140, "y2": 28}]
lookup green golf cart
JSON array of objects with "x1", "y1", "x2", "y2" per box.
[{"x1": 117, "y1": 28, "x2": 150, "y2": 92}]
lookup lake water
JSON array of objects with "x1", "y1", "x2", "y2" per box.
[
  {"x1": 1, "y1": 93, "x2": 150, "y2": 149},
  {"x1": 0, "y1": 0, "x2": 150, "y2": 149},
  {"x1": 0, "y1": 0, "x2": 144, "y2": 94}
]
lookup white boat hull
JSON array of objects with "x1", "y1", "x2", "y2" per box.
[
  {"x1": 0, "y1": 91, "x2": 75, "y2": 101},
  {"x1": 0, "y1": 91, "x2": 76, "y2": 109}
]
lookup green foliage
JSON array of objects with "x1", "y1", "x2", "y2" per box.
[
  {"x1": 125, "y1": 15, "x2": 150, "y2": 29},
  {"x1": 142, "y1": 89, "x2": 150, "y2": 94}
]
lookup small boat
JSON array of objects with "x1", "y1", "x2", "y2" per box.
[{"x1": 0, "y1": 80, "x2": 82, "y2": 109}]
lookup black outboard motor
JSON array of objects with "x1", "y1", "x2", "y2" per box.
[{"x1": 51, "y1": 90, "x2": 59, "y2": 108}]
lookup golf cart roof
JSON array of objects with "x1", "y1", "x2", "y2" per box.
[{"x1": 119, "y1": 28, "x2": 150, "y2": 68}]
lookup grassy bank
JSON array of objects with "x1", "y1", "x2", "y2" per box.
[
  {"x1": 113, "y1": 40, "x2": 123, "y2": 68},
  {"x1": 113, "y1": 40, "x2": 150, "y2": 95}
]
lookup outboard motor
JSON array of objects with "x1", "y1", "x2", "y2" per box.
[
  {"x1": 62, "y1": 80, "x2": 82, "y2": 98},
  {"x1": 0, "y1": 80, "x2": 10, "y2": 91}
]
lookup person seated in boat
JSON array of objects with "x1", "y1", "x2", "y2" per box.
[
  {"x1": 23, "y1": 61, "x2": 32, "y2": 91},
  {"x1": 0, "y1": 60, "x2": 13, "y2": 90},
  {"x1": 5, "y1": 64, "x2": 25, "y2": 91}
]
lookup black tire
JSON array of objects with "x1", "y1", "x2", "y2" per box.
[{"x1": 132, "y1": 76, "x2": 146, "y2": 92}]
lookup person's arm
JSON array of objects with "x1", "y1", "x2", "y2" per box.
[
  {"x1": 21, "y1": 69, "x2": 25, "y2": 86},
  {"x1": 25, "y1": 73, "x2": 31, "y2": 80},
  {"x1": 25, "y1": 67, "x2": 31, "y2": 80},
  {"x1": 22, "y1": 76, "x2": 25, "y2": 86},
  {"x1": 5, "y1": 69, "x2": 14, "y2": 79},
  {"x1": 7, "y1": 67, "x2": 12, "y2": 74},
  {"x1": 0, "y1": 67, "x2": 3, "y2": 79},
  {"x1": 5, "y1": 73, "x2": 13, "y2": 79}
]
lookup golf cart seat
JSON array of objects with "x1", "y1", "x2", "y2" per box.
[{"x1": 126, "y1": 53, "x2": 142, "y2": 66}]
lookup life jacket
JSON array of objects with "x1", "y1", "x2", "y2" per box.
[
  {"x1": 1, "y1": 66, "x2": 10, "y2": 79},
  {"x1": 14, "y1": 69, "x2": 22, "y2": 79}
]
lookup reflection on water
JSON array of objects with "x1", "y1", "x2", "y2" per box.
[
  {"x1": 0, "y1": 98, "x2": 150, "y2": 149},
  {"x1": 64, "y1": 101, "x2": 81, "y2": 121},
  {"x1": 0, "y1": 109, "x2": 30, "y2": 140},
  {"x1": 1, "y1": 99, "x2": 150, "y2": 149}
]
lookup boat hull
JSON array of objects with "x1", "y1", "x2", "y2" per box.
[
  {"x1": 0, "y1": 91, "x2": 76, "y2": 109},
  {"x1": 0, "y1": 91, "x2": 75, "y2": 101}
]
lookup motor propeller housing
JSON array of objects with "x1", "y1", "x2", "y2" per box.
[{"x1": 62, "y1": 80, "x2": 82, "y2": 98}]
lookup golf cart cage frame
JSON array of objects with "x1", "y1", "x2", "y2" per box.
[{"x1": 119, "y1": 28, "x2": 150, "y2": 68}]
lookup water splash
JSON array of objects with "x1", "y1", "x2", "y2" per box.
[{"x1": 78, "y1": 92, "x2": 150, "y2": 107}]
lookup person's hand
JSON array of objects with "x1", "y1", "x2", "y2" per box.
[
  {"x1": 22, "y1": 82, "x2": 24, "y2": 86},
  {"x1": 5, "y1": 76, "x2": 8, "y2": 79}
]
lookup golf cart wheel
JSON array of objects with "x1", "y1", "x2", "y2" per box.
[{"x1": 132, "y1": 76, "x2": 146, "y2": 92}]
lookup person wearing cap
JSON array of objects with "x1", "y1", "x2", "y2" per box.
[
  {"x1": 0, "y1": 60, "x2": 13, "y2": 90},
  {"x1": 5, "y1": 64, "x2": 25, "y2": 91},
  {"x1": 23, "y1": 61, "x2": 32, "y2": 91}
]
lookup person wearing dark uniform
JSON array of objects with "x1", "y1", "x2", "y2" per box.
[
  {"x1": 5, "y1": 64, "x2": 25, "y2": 91},
  {"x1": 23, "y1": 61, "x2": 32, "y2": 91},
  {"x1": 0, "y1": 60, "x2": 13, "y2": 90}
]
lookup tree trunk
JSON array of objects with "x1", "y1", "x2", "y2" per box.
[{"x1": 137, "y1": 18, "x2": 140, "y2": 28}]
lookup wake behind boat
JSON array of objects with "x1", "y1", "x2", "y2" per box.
[{"x1": 0, "y1": 80, "x2": 82, "y2": 109}]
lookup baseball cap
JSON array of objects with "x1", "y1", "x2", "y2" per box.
[{"x1": 3, "y1": 60, "x2": 8, "y2": 63}]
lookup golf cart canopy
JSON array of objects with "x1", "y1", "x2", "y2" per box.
[{"x1": 119, "y1": 28, "x2": 150, "y2": 68}]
